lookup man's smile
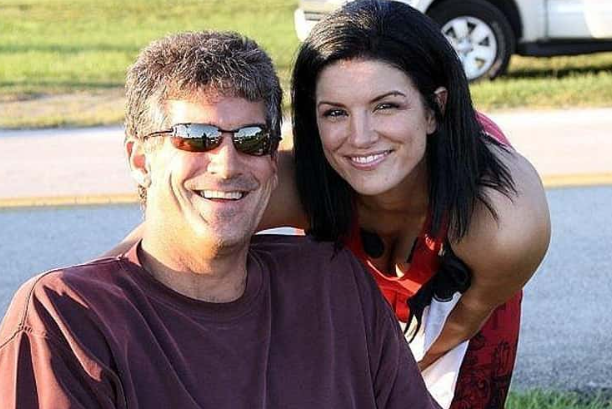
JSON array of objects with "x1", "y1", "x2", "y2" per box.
[{"x1": 197, "y1": 190, "x2": 247, "y2": 200}]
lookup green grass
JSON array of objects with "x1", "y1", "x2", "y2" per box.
[
  {"x1": 472, "y1": 54, "x2": 612, "y2": 111},
  {"x1": 0, "y1": 0, "x2": 299, "y2": 127},
  {"x1": 507, "y1": 390, "x2": 612, "y2": 409},
  {"x1": 0, "y1": 0, "x2": 298, "y2": 93},
  {"x1": 1, "y1": 0, "x2": 612, "y2": 128}
]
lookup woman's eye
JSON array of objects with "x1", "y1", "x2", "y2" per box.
[
  {"x1": 322, "y1": 109, "x2": 347, "y2": 119},
  {"x1": 375, "y1": 102, "x2": 398, "y2": 111}
]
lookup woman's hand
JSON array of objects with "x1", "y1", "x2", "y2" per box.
[{"x1": 417, "y1": 295, "x2": 494, "y2": 371}]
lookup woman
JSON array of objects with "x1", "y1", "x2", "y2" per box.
[
  {"x1": 110, "y1": 1, "x2": 550, "y2": 407},
  {"x1": 286, "y1": 1, "x2": 549, "y2": 407}
]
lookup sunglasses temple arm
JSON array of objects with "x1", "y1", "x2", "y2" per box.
[{"x1": 146, "y1": 130, "x2": 174, "y2": 139}]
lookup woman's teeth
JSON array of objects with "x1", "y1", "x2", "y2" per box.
[
  {"x1": 200, "y1": 190, "x2": 244, "y2": 200},
  {"x1": 350, "y1": 151, "x2": 390, "y2": 164}
]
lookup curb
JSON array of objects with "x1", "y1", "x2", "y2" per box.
[
  {"x1": 0, "y1": 194, "x2": 138, "y2": 209},
  {"x1": 542, "y1": 173, "x2": 612, "y2": 189}
]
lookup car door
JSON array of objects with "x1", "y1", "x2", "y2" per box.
[
  {"x1": 582, "y1": 0, "x2": 612, "y2": 38},
  {"x1": 546, "y1": 0, "x2": 599, "y2": 39}
]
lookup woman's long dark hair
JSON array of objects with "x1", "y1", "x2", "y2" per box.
[{"x1": 291, "y1": 0, "x2": 515, "y2": 331}]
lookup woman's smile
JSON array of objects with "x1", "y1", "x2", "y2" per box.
[{"x1": 347, "y1": 150, "x2": 393, "y2": 169}]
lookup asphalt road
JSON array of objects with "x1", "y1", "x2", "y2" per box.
[
  {"x1": 0, "y1": 186, "x2": 610, "y2": 394},
  {"x1": 512, "y1": 186, "x2": 612, "y2": 393}
]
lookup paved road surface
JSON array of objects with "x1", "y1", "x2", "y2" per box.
[{"x1": 513, "y1": 186, "x2": 612, "y2": 393}]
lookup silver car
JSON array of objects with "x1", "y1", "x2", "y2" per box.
[{"x1": 294, "y1": 0, "x2": 612, "y2": 81}]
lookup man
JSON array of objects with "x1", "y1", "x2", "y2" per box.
[{"x1": 0, "y1": 31, "x2": 438, "y2": 408}]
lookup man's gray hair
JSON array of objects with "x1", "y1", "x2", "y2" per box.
[
  {"x1": 125, "y1": 31, "x2": 283, "y2": 141},
  {"x1": 125, "y1": 31, "x2": 283, "y2": 205}
]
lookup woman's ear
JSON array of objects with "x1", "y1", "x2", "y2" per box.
[
  {"x1": 126, "y1": 137, "x2": 151, "y2": 188},
  {"x1": 434, "y1": 87, "x2": 448, "y2": 115},
  {"x1": 426, "y1": 87, "x2": 448, "y2": 135}
]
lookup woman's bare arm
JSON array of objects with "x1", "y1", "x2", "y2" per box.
[
  {"x1": 418, "y1": 150, "x2": 551, "y2": 370},
  {"x1": 258, "y1": 149, "x2": 308, "y2": 231}
]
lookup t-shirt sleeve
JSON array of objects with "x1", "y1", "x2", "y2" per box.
[
  {"x1": 0, "y1": 331, "x2": 119, "y2": 409},
  {"x1": 0, "y1": 276, "x2": 123, "y2": 409},
  {"x1": 345, "y1": 253, "x2": 440, "y2": 409}
]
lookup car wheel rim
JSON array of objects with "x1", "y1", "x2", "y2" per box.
[{"x1": 441, "y1": 16, "x2": 498, "y2": 80}]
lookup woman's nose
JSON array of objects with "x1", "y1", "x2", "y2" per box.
[{"x1": 348, "y1": 112, "x2": 377, "y2": 148}]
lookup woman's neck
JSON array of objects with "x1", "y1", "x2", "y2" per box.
[
  {"x1": 357, "y1": 159, "x2": 430, "y2": 222},
  {"x1": 354, "y1": 162, "x2": 431, "y2": 273}
]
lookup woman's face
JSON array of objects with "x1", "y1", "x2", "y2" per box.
[{"x1": 315, "y1": 58, "x2": 440, "y2": 197}]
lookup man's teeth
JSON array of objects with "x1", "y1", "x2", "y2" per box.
[
  {"x1": 350, "y1": 152, "x2": 389, "y2": 164},
  {"x1": 200, "y1": 190, "x2": 244, "y2": 200}
]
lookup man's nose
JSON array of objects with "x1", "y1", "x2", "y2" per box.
[
  {"x1": 206, "y1": 135, "x2": 243, "y2": 178},
  {"x1": 348, "y1": 112, "x2": 377, "y2": 148}
]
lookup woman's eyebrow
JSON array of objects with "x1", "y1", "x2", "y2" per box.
[
  {"x1": 370, "y1": 91, "x2": 407, "y2": 103},
  {"x1": 317, "y1": 91, "x2": 407, "y2": 108},
  {"x1": 317, "y1": 100, "x2": 347, "y2": 108}
]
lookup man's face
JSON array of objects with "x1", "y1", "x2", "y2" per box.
[{"x1": 139, "y1": 94, "x2": 278, "y2": 252}]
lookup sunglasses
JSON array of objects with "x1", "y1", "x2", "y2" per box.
[{"x1": 144, "y1": 123, "x2": 280, "y2": 156}]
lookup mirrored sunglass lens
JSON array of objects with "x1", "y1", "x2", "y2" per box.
[
  {"x1": 186, "y1": 124, "x2": 221, "y2": 139},
  {"x1": 172, "y1": 124, "x2": 222, "y2": 152},
  {"x1": 234, "y1": 127, "x2": 270, "y2": 156},
  {"x1": 170, "y1": 137, "x2": 208, "y2": 152}
]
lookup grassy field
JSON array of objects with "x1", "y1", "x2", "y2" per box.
[
  {"x1": 0, "y1": 0, "x2": 298, "y2": 127},
  {"x1": 507, "y1": 390, "x2": 612, "y2": 409},
  {"x1": 0, "y1": 0, "x2": 611, "y2": 128},
  {"x1": 473, "y1": 54, "x2": 612, "y2": 110}
]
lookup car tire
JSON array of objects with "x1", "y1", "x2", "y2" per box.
[{"x1": 428, "y1": 0, "x2": 515, "y2": 81}]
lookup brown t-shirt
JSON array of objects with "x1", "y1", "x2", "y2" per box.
[{"x1": 0, "y1": 235, "x2": 439, "y2": 409}]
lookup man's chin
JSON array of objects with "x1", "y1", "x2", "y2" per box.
[{"x1": 191, "y1": 223, "x2": 253, "y2": 249}]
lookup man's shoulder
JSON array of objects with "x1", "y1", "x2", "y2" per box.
[
  {"x1": 250, "y1": 234, "x2": 402, "y2": 351},
  {"x1": 250, "y1": 233, "x2": 332, "y2": 253},
  {"x1": 250, "y1": 234, "x2": 359, "y2": 269},
  {"x1": 33, "y1": 257, "x2": 126, "y2": 293},
  {"x1": 250, "y1": 234, "x2": 377, "y2": 293},
  {"x1": 13, "y1": 256, "x2": 123, "y2": 297},
  {"x1": 0, "y1": 257, "x2": 127, "y2": 345}
]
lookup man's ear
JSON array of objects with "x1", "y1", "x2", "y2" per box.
[
  {"x1": 270, "y1": 150, "x2": 280, "y2": 191},
  {"x1": 126, "y1": 137, "x2": 151, "y2": 188},
  {"x1": 426, "y1": 86, "x2": 448, "y2": 134}
]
